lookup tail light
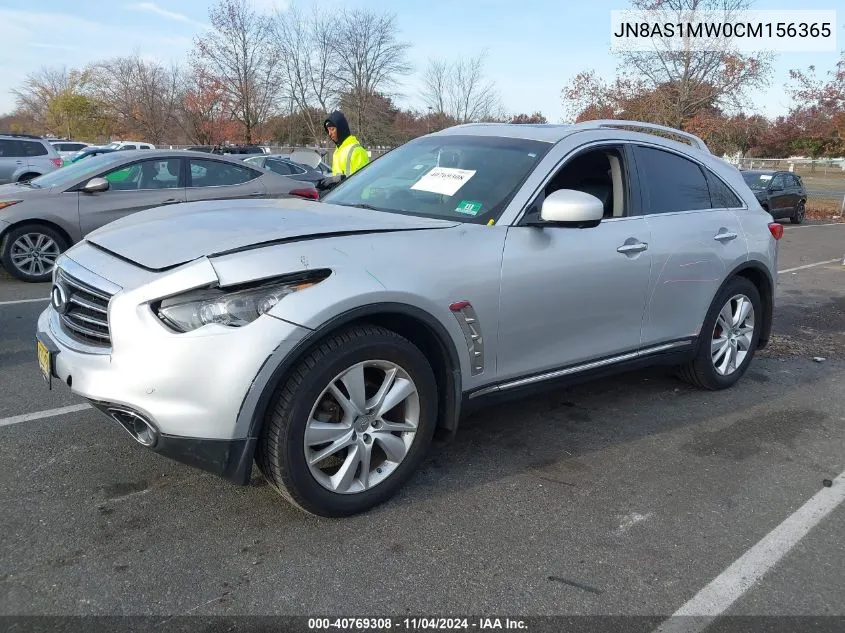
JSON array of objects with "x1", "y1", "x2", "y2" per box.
[
  {"x1": 768, "y1": 223, "x2": 783, "y2": 240},
  {"x1": 50, "y1": 158, "x2": 63, "y2": 168},
  {"x1": 290, "y1": 188, "x2": 319, "y2": 200}
]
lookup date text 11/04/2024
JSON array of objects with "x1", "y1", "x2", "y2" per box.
[{"x1": 307, "y1": 617, "x2": 529, "y2": 630}]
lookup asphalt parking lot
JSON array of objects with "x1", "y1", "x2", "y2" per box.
[{"x1": 1, "y1": 222, "x2": 843, "y2": 629}]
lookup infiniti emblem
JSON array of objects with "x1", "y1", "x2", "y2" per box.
[{"x1": 51, "y1": 283, "x2": 69, "y2": 314}]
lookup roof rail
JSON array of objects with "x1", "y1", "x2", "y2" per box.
[
  {"x1": 0, "y1": 131, "x2": 43, "y2": 140},
  {"x1": 575, "y1": 120, "x2": 710, "y2": 153}
]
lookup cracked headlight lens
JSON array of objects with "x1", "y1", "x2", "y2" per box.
[{"x1": 156, "y1": 276, "x2": 324, "y2": 332}]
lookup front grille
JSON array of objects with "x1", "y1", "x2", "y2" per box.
[{"x1": 55, "y1": 268, "x2": 113, "y2": 347}]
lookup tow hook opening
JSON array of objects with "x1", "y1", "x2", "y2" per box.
[{"x1": 107, "y1": 407, "x2": 159, "y2": 448}]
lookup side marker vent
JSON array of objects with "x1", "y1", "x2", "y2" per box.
[{"x1": 449, "y1": 300, "x2": 484, "y2": 375}]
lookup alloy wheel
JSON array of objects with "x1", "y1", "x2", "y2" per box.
[
  {"x1": 304, "y1": 360, "x2": 420, "y2": 494},
  {"x1": 10, "y1": 232, "x2": 60, "y2": 277},
  {"x1": 711, "y1": 294, "x2": 755, "y2": 376}
]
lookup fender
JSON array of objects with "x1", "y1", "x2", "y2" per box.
[{"x1": 230, "y1": 302, "x2": 464, "y2": 483}]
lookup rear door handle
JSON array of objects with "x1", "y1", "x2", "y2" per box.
[
  {"x1": 248, "y1": 192, "x2": 263, "y2": 197},
  {"x1": 714, "y1": 231, "x2": 738, "y2": 242},
  {"x1": 617, "y1": 242, "x2": 648, "y2": 254}
]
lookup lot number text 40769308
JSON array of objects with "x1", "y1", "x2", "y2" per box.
[{"x1": 307, "y1": 617, "x2": 528, "y2": 630}]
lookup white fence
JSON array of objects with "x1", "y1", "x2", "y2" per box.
[{"x1": 727, "y1": 156, "x2": 845, "y2": 175}]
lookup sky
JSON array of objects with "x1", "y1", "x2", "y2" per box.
[{"x1": 0, "y1": 0, "x2": 841, "y2": 123}]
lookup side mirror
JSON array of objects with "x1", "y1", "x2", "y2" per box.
[
  {"x1": 82, "y1": 177, "x2": 109, "y2": 194},
  {"x1": 536, "y1": 189, "x2": 604, "y2": 227}
]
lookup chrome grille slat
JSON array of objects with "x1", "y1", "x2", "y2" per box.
[
  {"x1": 53, "y1": 268, "x2": 113, "y2": 347},
  {"x1": 65, "y1": 311, "x2": 109, "y2": 328},
  {"x1": 59, "y1": 315, "x2": 110, "y2": 341},
  {"x1": 69, "y1": 295, "x2": 107, "y2": 314},
  {"x1": 57, "y1": 271, "x2": 111, "y2": 302}
]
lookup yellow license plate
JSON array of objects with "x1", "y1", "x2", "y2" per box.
[{"x1": 37, "y1": 339, "x2": 51, "y2": 382}]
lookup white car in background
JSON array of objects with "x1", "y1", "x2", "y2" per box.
[
  {"x1": 50, "y1": 141, "x2": 91, "y2": 159},
  {"x1": 105, "y1": 141, "x2": 156, "y2": 151}
]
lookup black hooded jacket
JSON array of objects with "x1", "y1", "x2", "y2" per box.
[{"x1": 324, "y1": 111, "x2": 351, "y2": 146}]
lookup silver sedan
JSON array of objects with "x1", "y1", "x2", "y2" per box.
[{"x1": 0, "y1": 150, "x2": 315, "y2": 282}]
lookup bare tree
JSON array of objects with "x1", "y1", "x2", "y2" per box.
[
  {"x1": 615, "y1": 0, "x2": 773, "y2": 126},
  {"x1": 88, "y1": 54, "x2": 181, "y2": 144},
  {"x1": 421, "y1": 59, "x2": 449, "y2": 116},
  {"x1": 331, "y1": 8, "x2": 412, "y2": 142},
  {"x1": 194, "y1": 0, "x2": 282, "y2": 143},
  {"x1": 421, "y1": 53, "x2": 501, "y2": 123},
  {"x1": 274, "y1": 4, "x2": 341, "y2": 143}
]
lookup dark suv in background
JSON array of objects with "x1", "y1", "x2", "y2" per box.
[{"x1": 741, "y1": 169, "x2": 808, "y2": 224}]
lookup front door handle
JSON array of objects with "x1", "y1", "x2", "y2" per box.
[
  {"x1": 248, "y1": 192, "x2": 263, "y2": 197},
  {"x1": 714, "y1": 231, "x2": 738, "y2": 242},
  {"x1": 160, "y1": 198, "x2": 182, "y2": 205},
  {"x1": 617, "y1": 242, "x2": 648, "y2": 254}
]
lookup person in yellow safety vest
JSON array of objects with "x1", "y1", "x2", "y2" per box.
[{"x1": 324, "y1": 110, "x2": 369, "y2": 177}]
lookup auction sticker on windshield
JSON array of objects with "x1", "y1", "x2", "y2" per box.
[{"x1": 411, "y1": 167, "x2": 476, "y2": 196}]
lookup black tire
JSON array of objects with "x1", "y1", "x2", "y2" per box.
[
  {"x1": 17, "y1": 173, "x2": 40, "y2": 182},
  {"x1": 790, "y1": 201, "x2": 806, "y2": 224},
  {"x1": 678, "y1": 276, "x2": 763, "y2": 390},
  {"x1": 257, "y1": 324, "x2": 438, "y2": 517},
  {"x1": 0, "y1": 224, "x2": 68, "y2": 283}
]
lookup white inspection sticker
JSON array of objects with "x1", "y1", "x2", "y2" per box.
[
  {"x1": 760, "y1": 175, "x2": 772, "y2": 180},
  {"x1": 410, "y1": 167, "x2": 476, "y2": 196}
]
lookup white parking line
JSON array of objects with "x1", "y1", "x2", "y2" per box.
[
  {"x1": 652, "y1": 471, "x2": 845, "y2": 633},
  {"x1": 0, "y1": 403, "x2": 91, "y2": 427},
  {"x1": 0, "y1": 296, "x2": 50, "y2": 306},
  {"x1": 778, "y1": 259, "x2": 840, "y2": 274}
]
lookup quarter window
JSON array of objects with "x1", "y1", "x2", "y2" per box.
[
  {"x1": 636, "y1": 146, "x2": 712, "y2": 214},
  {"x1": 705, "y1": 171, "x2": 743, "y2": 209}
]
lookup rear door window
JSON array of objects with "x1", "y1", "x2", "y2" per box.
[
  {"x1": 188, "y1": 159, "x2": 260, "y2": 187},
  {"x1": 634, "y1": 146, "x2": 712, "y2": 214},
  {"x1": 265, "y1": 159, "x2": 294, "y2": 176}
]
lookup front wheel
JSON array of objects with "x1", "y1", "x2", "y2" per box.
[
  {"x1": 678, "y1": 277, "x2": 762, "y2": 390},
  {"x1": 0, "y1": 224, "x2": 67, "y2": 283},
  {"x1": 257, "y1": 325, "x2": 438, "y2": 517}
]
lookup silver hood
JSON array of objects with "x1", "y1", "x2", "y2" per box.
[{"x1": 84, "y1": 198, "x2": 458, "y2": 271}]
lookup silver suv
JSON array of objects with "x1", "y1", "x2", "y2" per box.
[
  {"x1": 0, "y1": 133, "x2": 62, "y2": 184},
  {"x1": 35, "y1": 121, "x2": 781, "y2": 517}
]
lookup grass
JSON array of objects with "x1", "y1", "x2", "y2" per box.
[
  {"x1": 799, "y1": 171, "x2": 845, "y2": 194},
  {"x1": 806, "y1": 197, "x2": 844, "y2": 222}
]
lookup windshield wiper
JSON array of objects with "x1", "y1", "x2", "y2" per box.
[{"x1": 337, "y1": 202, "x2": 393, "y2": 212}]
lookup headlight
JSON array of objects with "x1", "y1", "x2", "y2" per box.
[{"x1": 155, "y1": 273, "x2": 328, "y2": 332}]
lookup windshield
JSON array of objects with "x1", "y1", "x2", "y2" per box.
[
  {"x1": 742, "y1": 172, "x2": 773, "y2": 191},
  {"x1": 30, "y1": 152, "x2": 127, "y2": 188},
  {"x1": 322, "y1": 135, "x2": 551, "y2": 224},
  {"x1": 105, "y1": 142, "x2": 121, "y2": 149}
]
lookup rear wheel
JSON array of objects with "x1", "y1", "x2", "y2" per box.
[
  {"x1": 257, "y1": 325, "x2": 438, "y2": 517},
  {"x1": 790, "y1": 201, "x2": 806, "y2": 224},
  {"x1": 678, "y1": 277, "x2": 762, "y2": 390},
  {"x1": 0, "y1": 224, "x2": 67, "y2": 283},
  {"x1": 17, "y1": 173, "x2": 39, "y2": 182}
]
